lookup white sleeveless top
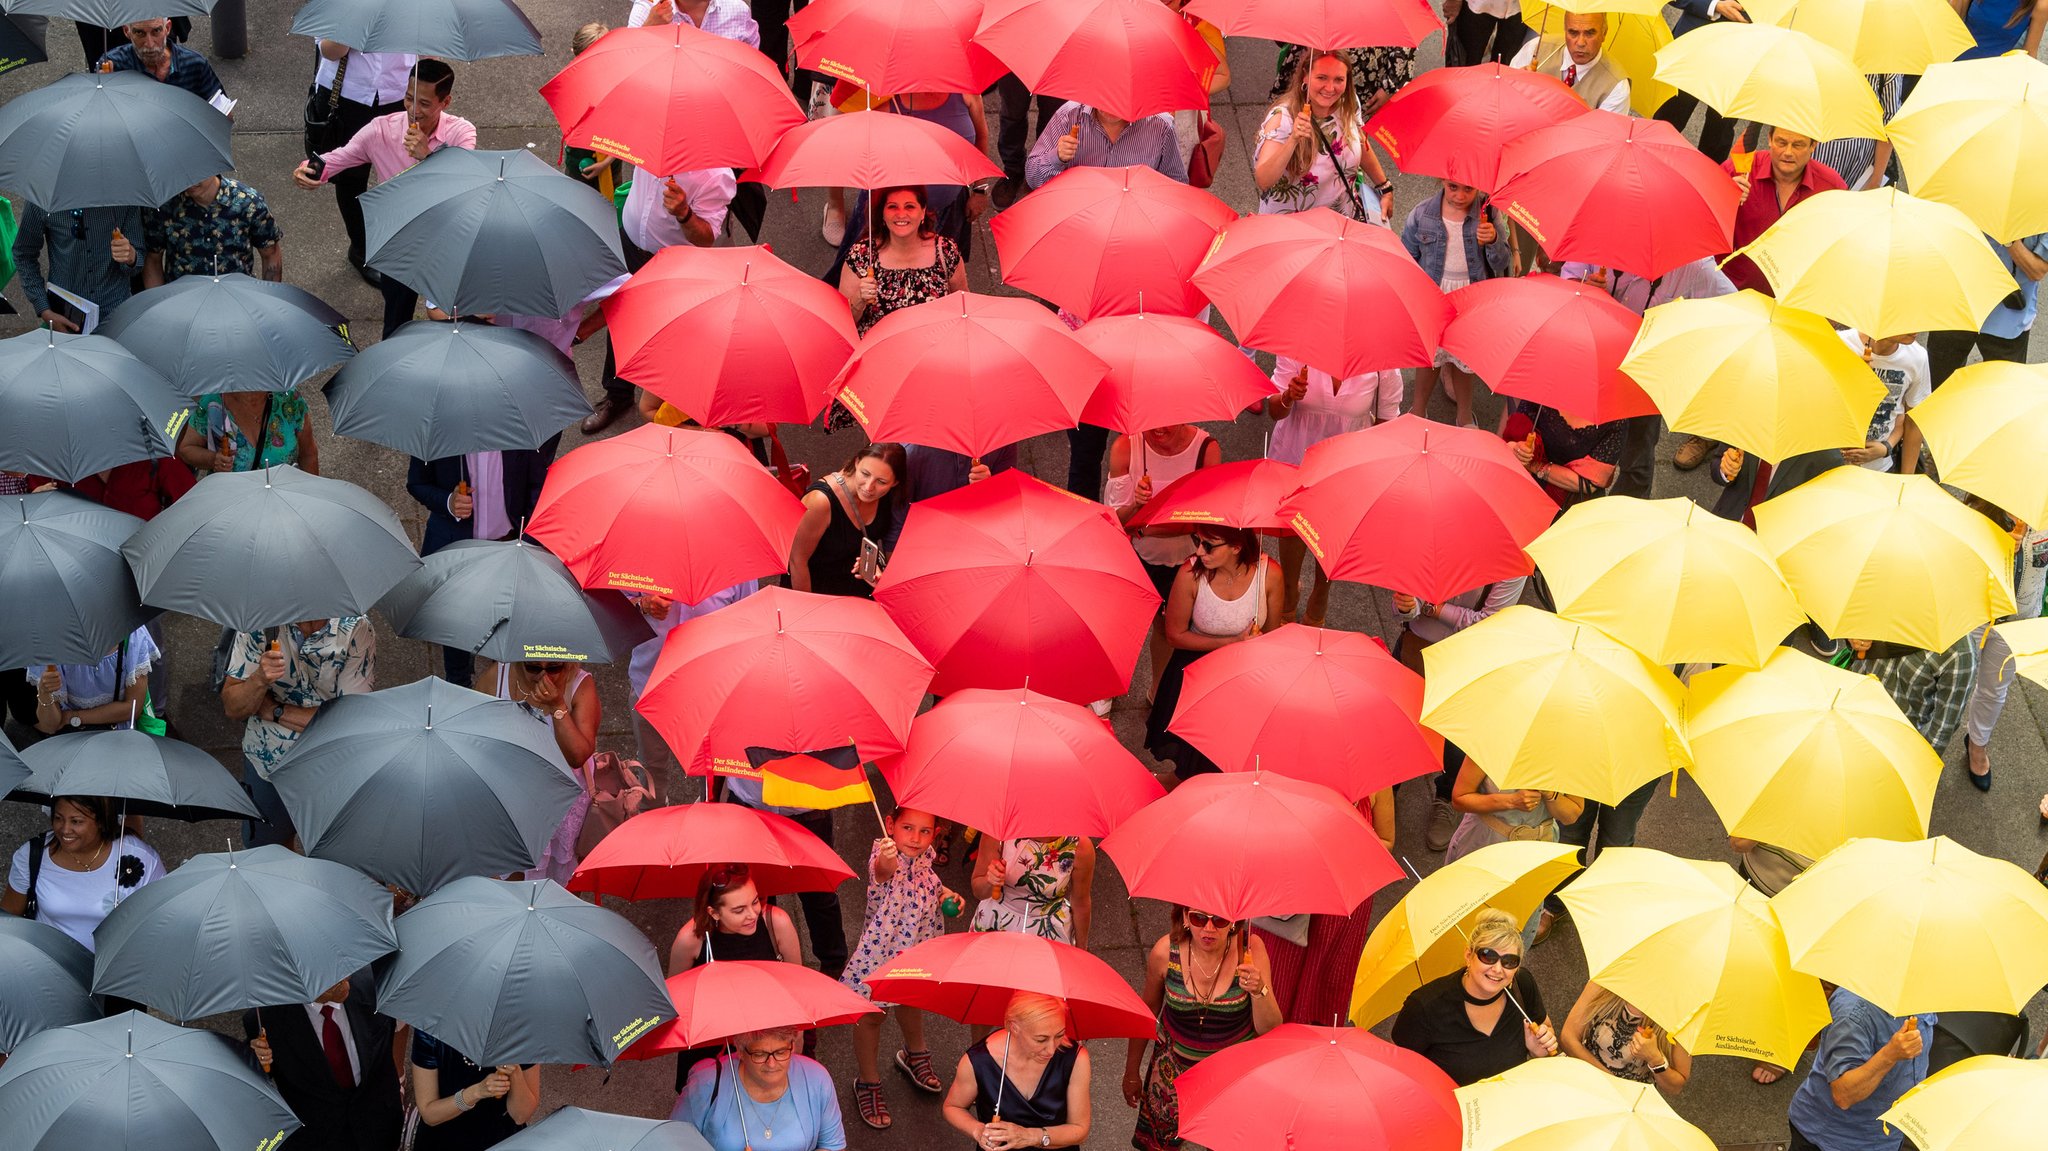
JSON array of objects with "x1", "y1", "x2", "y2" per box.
[
  {"x1": 1190, "y1": 557, "x2": 1268, "y2": 638},
  {"x1": 1104, "y1": 429, "x2": 1211, "y2": 568},
  {"x1": 494, "y1": 663, "x2": 592, "y2": 730}
]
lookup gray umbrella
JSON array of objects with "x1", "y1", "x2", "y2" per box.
[
  {"x1": 0, "y1": 69, "x2": 233, "y2": 211},
  {"x1": 0, "y1": 918, "x2": 96, "y2": 1055},
  {"x1": 0, "y1": 1011, "x2": 299, "y2": 1151},
  {"x1": 97, "y1": 272, "x2": 357, "y2": 398},
  {"x1": 92, "y1": 846, "x2": 399, "y2": 1021},
  {"x1": 0, "y1": 492, "x2": 151, "y2": 667},
  {"x1": 378, "y1": 537, "x2": 652, "y2": 664},
  {"x1": 362, "y1": 148, "x2": 626, "y2": 318},
  {"x1": 3, "y1": 0, "x2": 217, "y2": 24},
  {"x1": 0, "y1": 15, "x2": 48, "y2": 77},
  {"x1": 121, "y1": 465, "x2": 420, "y2": 633},
  {"x1": 13, "y1": 729, "x2": 260, "y2": 822},
  {"x1": 323, "y1": 320, "x2": 589, "y2": 457},
  {"x1": 270, "y1": 677, "x2": 583, "y2": 895},
  {"x1": 0, "y1": 329, "x2": 191, "y2": 483},
  {"x1": 289, "y1": 0, "x2": 542, "y2": 60},
  {"x1": 0, "y1": 732, "x2": 25, "y2": 797},
  {"x1": 496, "y1": 1108, "x2": 714, "y2": 1151},
  {"x1": 376, "y1": 877, "x2": 673, "y2": 1066}
]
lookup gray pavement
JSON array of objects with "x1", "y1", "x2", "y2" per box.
[{"x1": 3, "y1": 6, "x2": 2045, "y2": 1150}]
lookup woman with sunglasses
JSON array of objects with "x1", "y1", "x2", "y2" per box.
[
  {"x1": 1125, "y1": 908, "x2": 1281, "y2": 1150},
  {"x1": 492, "y1": 659, "x2": 600, "y2": 882},
  {"x1": 667, "y1": 864, "x2": 806, "y2": 1088},
  {"x1": 1391, "y1": 908, "x2": 1558, "y2": 1086},
  {"x1": 1560, "y1": 983, "x2": 1691, "y2": 1097},
  {"x1": 672, "y1": 1025, "x2": 848, "y2": 1151},
  {"x1": 1143, "y1": 526, "x2": 1285, "y2": 781}
]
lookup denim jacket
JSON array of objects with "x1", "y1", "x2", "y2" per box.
[{"x1": 1401, "y1": 192, "x2": 1512, "y2": 287}]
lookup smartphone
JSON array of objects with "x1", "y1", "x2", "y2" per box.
[
  {"x1": 303, "y1": 153, "x2": 326, "y2": 180},
  {"x1": 855, "y1": 538, "x2": 885, "y2": 586}
]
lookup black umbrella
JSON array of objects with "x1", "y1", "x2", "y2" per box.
[
  {"x1": 361, "y1": 148, "x2": 626, "y2": 318},
  {"x1": 496, "y1": 1108, "x2": 714, "y2": 1151},
  {"x1": 0, "y1": 492, "x2": 151, "y2": 667},
  {"x1": 121, "y1": 465, "x2": 420, "y2": 632},
  {"x1": 12, "y1": 729, "x2": 260, "y2": 822},
  {"x1": 0, "y1": 329, "x2": 190, "y2": 483},
  {"x1": 0, "y1": 1011, "x2": 299, "y2": 1150},
  {"x1": 289, "y1": 0, "x2": 542, "y2": 60},
  {"x1": 0, "y1": 70, "x2": 233, "y2": 211},
  {"x1": 376, "y1": 877, "x2": 672, "y2": 1066},
  {"x1": 0, "y1": 16, "x2": 48, "y2": 77},
  {"x1": 98, "y1": 272, "x2": 357, "y2": 398},
  {"x1": 270, "y1": 677, "x2": 583, "y2": 895},
  {"x1": 4, "y1": 0, "x2": 217, "y2": 24},
  {"x1": 378, "y1": 537, "x2": 651, "y2": 664},
  {"x1": 0, "y1": 918, "x2": 96, "y2": 1055},
  {"x1": 323, "y1": 320, "x2": 589, "y2": 457}
]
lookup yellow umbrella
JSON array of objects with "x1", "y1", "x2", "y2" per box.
[
  {"x1": 1527, "y1": 496, "x2": 1802, "y2": 668},
  {"x1": 1518, "y1": 1, "x2": 1676, "y2": 117},
  {"x1": 1883, "y1": 1055, "x2": 2047, "y2": 1151},
  {"x1": 1753, "y1": 466, "x2": 2016, "y2": 650},
  {"x1": 1743, "y1": 0, "x2": 1975, "y2": 75},
  {"x1": 1886, "y1": 52, "x2": 2048, "y2": 242},
  {"x1": 1348, "y1": 841, "x2": 1581, "y2": 1029},
  {"x1": 1907, "y1": 359, "x2": 2048, "y2": 527},
  {"x1": 1621, "y1": 290, "x2": 1883, "y2": 464},
  {"x1": 1556, "y1": 847, "x2": 1831, "y2": 1068},
  {"x1": 1653, "y1": 23, "x2": 1886, "y2": 143},
  {"x1": 1685, "y1": 648, "x2": 1941, "y2": 860},
  {"x1": 1420, "y1": 605, "x2": 1689, "y2": 805},
  {"x1": 1994, "y1": 616, "x2": 2048, "y2": 689},
  {"x1": 1740, "y1": 188, "x2": 2019, "y2": 338},
  {"x1": 1772, "y1": 836, "x2": 2048, "y2": 1014},
  {"x1": 1456, "y1": 1058, "x2": 1716, "y2": 1151}
]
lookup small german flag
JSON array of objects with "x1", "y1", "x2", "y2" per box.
[{"x1": 760, "y1": 752, "x2": 876, "y2": 810}]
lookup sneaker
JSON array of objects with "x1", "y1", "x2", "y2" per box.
[
  {"x1": 1673, "y1": 435, "x2": 1714, "y2": 470},
  {"x1": 1425, "y1": 797, "x2": 1456, "y2": 852}
]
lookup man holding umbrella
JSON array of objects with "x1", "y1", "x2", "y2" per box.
[
  {"x1": 13, "y1": 201, "x2": 145, "y2": 330},
  {"x1": 245, "y1": 972, "x2": 405, "y2": 1151},
  {"x1": 142, "y1": 174, "x2": 284, "y2": 287},
  {"x1": 220, "y1": 618, "x2": 376, "y2": 850}
]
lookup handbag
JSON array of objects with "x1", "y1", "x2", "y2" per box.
[
  {"x1": 576, "y1": 751, "x2": 654, "y2": 858},
  {"x1": 767, "y1": 427, "x2": 811, "y2": 499},
  {"x1": 1188, "y1": 112, "x2": 1225, "y2": 190},
  {"x1": 302, "y1": 49, "x2": 349, "y2": 156}
]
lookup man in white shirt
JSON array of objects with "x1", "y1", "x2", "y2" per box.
[
  {"x1": 1509, "y1": 12, "x2": 1632, "y2": 115},
  {"x1": 246, "y1": 975, "x2": 404, "y2": 1151},
  {"x1": 1838, "y1": 329, "x2": 1930, "y2": 473},
  {"x1": 1445, "y1": 0, "x2": 1531, "y2": 66},
  {"x1": 303, "y1": 41, "x2": 417, "y2": 285}
]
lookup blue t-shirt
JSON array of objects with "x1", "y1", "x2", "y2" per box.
[
  {"x1": 672, "y1": 1053, "x2": 847, "y2": 1151},
  {"x1": 1787, "y1": 988, "x2": 1936, "y2": 1151},
  {"x1": 1981, "y1": 233, "x2": 2048, "y2": 340}
]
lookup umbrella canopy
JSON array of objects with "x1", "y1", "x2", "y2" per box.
[
  {"x1": 1654, "y1": 23, "x2": 1885, "y2": 142},
  {"x1": 625, "y1": 961, "x2": 879, "y2": 1055},
  {"x1": 1743, "y1": 0, "x2": 1974, "y2": 73},
  {"x1": 1100, "y1": 771, "x2": 1400, "y2": 921},
  {"x1": 376, "y1": 877, "x2": 672, "y2": 1066},
  {"x1": 288, "y1": 0, "x2": 542, "y2": 59},
  {"x1": 495, "y1": 1107, "x2": 713, "y2": 1151},
  {"x1": 603, "y1": 244, "x2": 857, "y2": 427},
  {"x1": 1454, "y1": 1057, "x2": 1715, "y2": 1151},
  {"x1": 862, "y1": 931, "x2": 1157, "y2": 1039},
  {"x1": 569, "y1": 800, "x2": 856, "y2": 901},
  {"x1": 0, "y1": 1011, "x2": 299, "y2": 1151},
  {"x1": 786, "y1": 0, "x2": 1007, "y2": 93},
  {"x1": 6, "y1": 0, "x2": 216, "y2": 24},
  {"x1": 1754, "y1": 466, "x2": 2015, "y2": 651},
  {"x1": 1177, "y1": 1026, "x2": 1462, "y2": 1151},
  {"x1": 1420, "y1": 606, "x2": 1689, "y2": 806},
  {"x1": 97, "y1": 273, "x2": 355, "y2": 398},
  {"x1": 1621, "y1": 290, "x2": 1884, "y2": 464},
  {"x1": 1527, "y1": 495, "x2": 1804, "y2": 668},
  {"x1": 1883, "y1": 1055, "x2": 2043, "y2": 1151},
  {"x1": 1998, "y1": 616, "x2": 2048, "y2": 690},
  {"x1": 991, "y1": 163, "x2": 1237, "y2": 321},
  {"x1": 361, "y1": 148, "x2": 626, "y2": 318},
  {"x1": 526, "y1": 424, "x2": 805, "y2": 606},
  {"x1": 1557, "y1": 847, "x2": 1832, "y2": 1069},
  {"x1": 1071, "y1": 312, "x2": 1277, "y2": 435},
  {"x1": 1518, "y1": 4, "x2": 1678, "y2": 116},
  {"x1": 0, "y1": 70, "x2": 233, "y2": 211},
  {"x1": 270, "y1": 677, "x2": 582, "y2": 895},
  {"x1": 0, "y1": 732, "x2": 22, "y2": 797},
  {"x1": 14, "y1": 729, "x2": 259, "y2": 822},
  {"x1": 0, "y1": 918, "x2": 96, "y2": 1055},
  {"x1": 1361, "y1": 64, "x2": 1586, "y2": 192},
  {"x1": 0, "y1": 329, "x2": 190, "y2": 484},
  {"x1": 1885, "y1": 52, "x2": 2048, "y2": 242},
  {"x1": 323, "y1": 320, "x2": 588, "y2": 457},
  {"x1": 1907, "y1": 359, "x2": 2048, "y2": 526},
  {"x1": 1168, "y1": 624, "x2": 1441, "y2": 802},
  {"x1": 91, "y1": 846, "x2": 399, "y2": 1021},
  {"x1": 1192, "y1": 208, "x2": 1449, "y2": 379},
  {"x1": 121, "y1": 465, "x2": 420, "y2": 633},
  {"x1": 378, "y1": 538, "x2": 652, "y2": 665},
  {"x1": 874, "y1": 469, "x2": 1161, "y2": 703},
  {"x1": 0, "y1": 492, "x2": 151, "y2": 667},
  {"x1": 1441, "y1": 274, "x2": 1656, "y2": 423},
  {"x1": 748, "y1": 108, "x2": 1003, "y2": 189},
  {"x1": 881, "y1": 685, "x2": 1164, "y2": 840},
  {"x1": 1125, "y1": 458, "x2": 1300, "y2": 535},
  {"x1": 973, "y1": 0, "x2": 1217, "y2": 122},
  {"x1": 1186, "y1": 0, "x2": 1440, "y2": 49}
]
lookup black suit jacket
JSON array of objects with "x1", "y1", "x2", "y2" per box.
[
  {"x1": 405, "y1": 440, "x2": 560, "y2": 557},
  {"x1": 244, "y1": 980, "x2": 403, "y2": 1151}
]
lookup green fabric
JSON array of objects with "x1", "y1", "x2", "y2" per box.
[
  {"x1": 0, "y1": 197, "x2": 17, "y2": 295},
  {"x1": 136, "y1": 690, "x2": 167, "y2": 737}
]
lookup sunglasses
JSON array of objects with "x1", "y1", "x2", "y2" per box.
[
  {"x1": 1473, "y1": 946, "x2": 1523, "y2": 971},
  {"x1": 1191, "y1": 537, "x2": 1224, "y2": 553},
  {"x1": 526, "y1": 662, "x2": 568, "y2": 674},
  {"x1": 1185, "y1": 911, "x2": 1234, "y2": 930},
  {"x1": 704, "y1": 864, "x2": 750, "y2": 893}
]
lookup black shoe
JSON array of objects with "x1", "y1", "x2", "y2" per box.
[
  {"x1": 991, "y1": 175, "x2": 1023, "y2": 211},
  {"x1": 355, "y1": 263, "x2": 383, "y2": 288},
  {"x1": 1969, "y1": 769, "x2": 1992, "y2": 792},
  {"x1": 580, "y1": 397, "x2": 629, "y2": 436}
]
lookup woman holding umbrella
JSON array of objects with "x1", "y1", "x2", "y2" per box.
[
  {"x1": 673, "y1": 1025, "x2": 850, "y2": 1151},
  {"x1": 837, "y1": 186, "x2": 967, "y2": 336},
  {"x1": 667, "y1": 864, "x2": 805, "y2": 1087},
  {"x1": 1143, "y1": 527, "x2": 1285, "y2": 780},
  {"x1": 1252, "y1": 49, "x2": 1392, "y2": 220},
  {"x1": 176, "y1": 390, "x2": 321, "y2": 476},
  {"x1": 942, "y1": 992, "x2": 1093, "y2": 1149},
  {"x1": 410, "y1": 1032, "x2": 540, "y2": 1150},
  {"x1": 1504, "y1": 400, "x2": 1624, "y2": 510},
  {"x1": 2, "y1": 796, "x2": 165, "y2": 951},
  {"x1": 1124, "y1": 908, "x2": 1282, "y2": 1150},
  {"x1": 1390, "y1": 908, "x2": 1559, "y2": 1086},
  {"x1": 1560, "y1": 983, "x2": 1692, "y2": 1096}
]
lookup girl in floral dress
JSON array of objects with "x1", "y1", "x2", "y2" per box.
[
  {"x1": 968, "y1": 836, "x2": 1095, "y2": 945},
  {"x1": 1250, "y1": 49, "x2": 1392, "y2": 222}
]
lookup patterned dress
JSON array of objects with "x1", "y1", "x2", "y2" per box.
[
  {"x1": 827, "y1": 234, "x2": 961, "y2": 432},
  {"x1": 842, "y1": 839, "x2": 946, "y2": 1002},
  {"x1": 970, "y1": 837, "x2": 1080, "y2": 942},
  {"x1": 1133, "y1": 940, "x2": 1255, "y2": 1151}
]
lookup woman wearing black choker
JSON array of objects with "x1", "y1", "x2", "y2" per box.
[{"x1": 1390, "y1": 908, "x2": 1558, "y2": 1086}]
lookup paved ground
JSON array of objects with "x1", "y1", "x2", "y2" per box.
[{"x1": 3, "y1": 6, "x2": 2045, "y2": 1149}]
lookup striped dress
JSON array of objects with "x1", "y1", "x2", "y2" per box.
[{"x1": 1133, "y1": 940, "x2": 1256, "y2": 1151}]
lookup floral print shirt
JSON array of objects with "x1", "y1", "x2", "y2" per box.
[
  {"x1": 1256, "y1": 105, "x2": 1369, "y2": 217},
  {"x1": 225, "y1": 616, "x2": 375, "y2": 778},
  {"x1": 969, "y1": 837, "x2": 1081, "y2": 942},
  {"x1": 143, "y1": 177, "x2": 282, "y2": 283},
  {"x1": 198, "y1": 391, "x2": 308, "y2": 472}
]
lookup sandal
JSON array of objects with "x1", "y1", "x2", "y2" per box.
[
  {"x1": 1751, "y1": 1062, "x2": 1786, "y2": 1085},
  {"x1": 853, "y1": 1080, "x2": 891, "y2": 1128},
  {"x1": 895, "y1": 1048, "x2": 944, "y2": 1093}
]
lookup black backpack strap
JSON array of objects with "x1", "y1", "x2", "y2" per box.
[{"x1": 22, "y1": 835, "x2": 44, "y2": 920}]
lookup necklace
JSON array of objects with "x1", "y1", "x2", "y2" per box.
[
  {"x1": 1183, "y1": 940, "x2": 1234, "y2": 1027},
  {"x1": 1460, "y1": 979, "x2": 1506, "y2": 1007},
  {"x1": 57, "y1": 839, "x2": 109, "y2": 872}
]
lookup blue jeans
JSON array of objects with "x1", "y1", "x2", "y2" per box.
[
  {"x1": 1545, "y1": 777, "x2": 1658, "y2": 914},
  {"x1": 242, "y1": 758, "x2": 296, "y2": 849}
]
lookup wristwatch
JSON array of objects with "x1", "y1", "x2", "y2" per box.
[
  {"x1": 1650, "y1": 1062, "x2": 1671, "y2": 1075},
  {"x1": 270, "y1": 703, "x2": 284, "y2": 723},
  {"x1": 1375, "y1": 180, "x2": 1395, "y2": 197},
  {"x1": 67, "y1": 715, "x2": 81, "y2": 728},
  {"x1": 1039, "y1": 1131, "x2": 1051, "y2": 1148}
]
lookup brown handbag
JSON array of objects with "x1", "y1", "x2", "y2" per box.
[
  {"x1": 575, "y1": 751, "x2": 655, "y2": 858},
  {"x1": 1188, "y1": 112, "x2": 1226, "y2": 190}
]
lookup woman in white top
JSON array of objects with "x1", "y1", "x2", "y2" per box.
[
  {"x1": 495, "y1": 660, "x2": 600, "y2": 883},
  {"x1": 1251, "y1": 49, "x2": 1392, "y2": 221},
  {"x1": 1265, "y1": 356, "x2": 1402, "y2": 626},
  {"x1": 29, "y1": 626, "x2": 158, "y2": 734},
  {"x1": 2, "y1": 795, "x2": 166, "y2": 951},
  {"x1": 1104, "y1": 425, "x2": 1222, "y2": 699},
  {"x1": 1142, "y1": 526, "x2": 1285, "y2": 781}
]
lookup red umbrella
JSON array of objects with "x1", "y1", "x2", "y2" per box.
[
  {"x1": 881, "y1": 685, "x2": 1164, "y2": 839},
  {"x1": 991, "y1": 164, "x2": 1238, "y2": 321},
  {"x1": 603, "y1": 245, "x2": 856, "y2": 426},
  {"x1": 635, "y1": 586, "x2": 935, "y2": 773},
  {"x1": 1441, "y1": 274, "x2": 1656, "y2": 423},
  {"x1": 526, "y1": 424, "x2": 803, "y2": 605},
  {"x1": 540, "y1": 22, "x2": 805, "y2": 175},
  {"x1": 1494, "y1": 110, "x2": 1742, "y2": 280},
  {"x1": 830, "y1": 293, "x2": 1107, "y2": 459},
  {"x1": 873, "y1": 469, "x2": 1160, "y2": 704},
  {"x1": 1072, "y1": 313, "x2": 1278, "y2": 436},
  {"x1": 1185, "y1": 0, "x2": 1441, "y2": 51},
  {"x1": 621, "y1": 961, "x2": 880, "y2": 1056},
  {"x1": 746, "y1": 109, "x2": 1004, "y2": 190},
  {"x1": 1191, "y1": 208, "x2": 1449, "y2": 379},
  {"x1": 569, "y1": 801, "x2": 855, "y2": 900},
  {"x1": 1124, "y1": 458, "x2": 1301, "y2": 535},
  {"x1": 787, "y1": 0, "x2": 1007, "y2": 94},
  {"x1": 974, "y1": 0, "x2": 1217, "y2": 122},
  {"x1": 1167, "y1": 625, "x2": 1441, "y2": 802},
  {"x1": 862, "y1": 931, "x2": 1156, "y2": 1038},
  {"x1": 1362, "y1": 64, "x2": 1585, "y2": 192},
  {"x1": 1100, "y1": 770, "x2": 1400, "y2": 921},
  {"x1": 1177, "y1": 1025, "x2": 1462, "y2": 1151},
  {"x1": 1275, "y1": 415, "x2": 1558, "y2": 602}
]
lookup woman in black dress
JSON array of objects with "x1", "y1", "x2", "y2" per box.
[
  {"x1": 667, "y1": 863, "x2": 805, "y2": 1089},
  {"x1": 409, "y1": 1031, "x2": 539, "y2": 1150},
  {"x1": 788, "y1": 443, "x2": 908, "y2": 599},
  {"x1": 1390, "y1": 909, "x2": 1559, "y2": 1086},
  {"x1": 942, "y1": 992, "x2": 1092, "y2": 1149}
]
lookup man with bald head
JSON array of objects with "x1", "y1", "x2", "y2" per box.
[{"x1": 1509, "y1": 12, "x2": 1631, "y2": 115}]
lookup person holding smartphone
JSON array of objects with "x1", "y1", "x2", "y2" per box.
[{"x1": 788, "y1": 444, "x2": 908, "y2": 599}]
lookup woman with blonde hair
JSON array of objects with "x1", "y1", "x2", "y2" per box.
[
  {"x1": 1391, "y1": 908, "x2": 1558, "y2": 1086},
  {"x1": 942, "y1": 992, "x2": 1092, "y2": 1149},
  {"x1": 1561, "y1": 982, "x2": 1691, "y2": 1096},
  {"x1": 1251, "y1": 48, "x2": 1393, "y2": 220}
]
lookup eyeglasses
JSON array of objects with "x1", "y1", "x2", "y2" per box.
[
  {"x1": 526, "y1": 662, "x2": 568, "y2": 674},
  {"x1": 740, "y1": 1045, "x2": 795, "y2": 1065},
  {"x1": 1184, "y1": 911, "x2": 1234, "y2": 930},
  {"x1": 1191, "y1": 538, "x2": 1223, "y2": 553},
  {"x1": 1473, "y1": 946, "x2": 1523, "y2": 971}
]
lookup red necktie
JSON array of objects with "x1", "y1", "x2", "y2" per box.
[
  {"x1": 1564, "y1": 64, "x2": 1579, "y2": 87},
  {"x1": 321, "y1": 1005, "x2": 355, "y2": 1089}
]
